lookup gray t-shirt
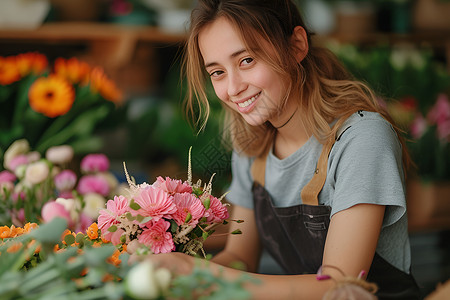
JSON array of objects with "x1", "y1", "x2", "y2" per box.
[{"x1": 227, "y1": 111, "x2": 411, "y2": 273}]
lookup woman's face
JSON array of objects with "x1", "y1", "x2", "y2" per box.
[{"x1": 198, "y1": 17, "x2": 290, "y2": 127}]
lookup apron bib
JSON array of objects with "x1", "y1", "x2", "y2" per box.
[{"x1": 250, "y1": 133, "x2": 421, "y2": 299}]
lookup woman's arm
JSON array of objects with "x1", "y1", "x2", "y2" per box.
[{"x1": 146, "y1": 203, "x2": 385, "y2": 299}]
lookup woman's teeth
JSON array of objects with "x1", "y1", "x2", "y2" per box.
[{"x1": 238, "y1": 93, "x2": 260, "y2": 108}]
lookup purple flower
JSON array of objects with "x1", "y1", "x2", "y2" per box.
[
  {"x1": 77, "y1": 174, "x2": 110, "y2": 196},
  {"x1": 80, "y1": 154, "x2": 110, "y2": 173},
  {"x1": 54, "y1": 170, "x2": 77, "y2": 192}
]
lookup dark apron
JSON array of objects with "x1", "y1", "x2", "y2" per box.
[{"x1": 250, "y1": 134, "x2": 421, "y2": 300}]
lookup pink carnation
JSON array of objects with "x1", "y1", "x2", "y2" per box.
[
  {"x1": 81, "y1": 154, "x2": 110, "y2": 173},
  {"x1": 98, "y1": 195, "x2": 130, "y2": 236},
  {"x1": 133, "y1": 186, "x2": 177, "y2": 223},
  {"x1": 204, "y1": 195, "x2": 229, "y2": 223},
  {"x1": 138, "y1": 219, "x2": 175, "y2": 254},
  {"x1": 153, "y1": 176, "x2": 192, "y2": 195},
  {"x1": 77, "y1": 174, "x2": 110, "y2": 196},
  {"x1": 0, "y1": 170, "x2": 16, "y2": 183},
  {"x1": 172, "y1": 192, "x2": 205, "y2": 226},
  {"x1": 54, "y1": 170, "x2": 77, "y2": 192}
]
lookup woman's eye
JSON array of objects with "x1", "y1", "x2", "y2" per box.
[
  {"x1": 241, "y1": 57, "x2": 254, "y2": 65},
  {"x1": 210, "y1": 70, "x2": 224, "y2": 77}
]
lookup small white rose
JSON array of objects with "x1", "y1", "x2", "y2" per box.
[
  {"x1": 24, "y1": 160, "x2": 49, "y2": 185},
  {"x1": 82, "y1": 193, "x2": 106, "y2": 220},
  {"x1": 155, "y1": 267, "x2": 172, "y2": 293},
  {"x1": 126, "y1": 260, "x2": 160, "y2": 299},
  {"x1": 55, "y1": 197, "x2": 81, "y2": 223},
  {"x1": 46, "y1": 145, "x2": 74, "y2": 165}
]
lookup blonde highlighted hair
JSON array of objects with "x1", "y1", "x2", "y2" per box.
[{"x1": 182, "y1": 0, "x2": 410, "y2": 169}]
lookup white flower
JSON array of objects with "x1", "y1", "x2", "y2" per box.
[
  {"x1": 56, "y1": 197, "x2": 81, "y2": 223},
  {"x1": 82, "y1": 193, "x2": 106, "y2": 220},
  {"x1": 4, "y1": 139, "x2": 30, "y2": 169},
  {"x1": 125, "y1": 261, "x2": 161, "y2": 299},
  {"x1": 24, "y1": 160, "x2": 49, "y2": 185},
  {"x1": 45, "y1": 145, "x2": 74, "y2": 165},
  {"x1": 27, "y1": 151, "x2": 41, "y2": 163},
  {"x1": 154, "y1": 267, "x2": 172, "y2": 293}
]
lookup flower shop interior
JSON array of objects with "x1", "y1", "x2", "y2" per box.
[{"x1": 0, "y1": 0, "x2": 449, "y2": 299}]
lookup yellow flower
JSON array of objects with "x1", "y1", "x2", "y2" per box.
[
  {"x1": 90, "y1": 67, "x2": 123, "y2": 103},
  {"x1": 0, "y1": 56, "x2": 21, "y2": 85},
  {"x1": 28, "y1": 75, "x2": 75, "y2": 118}
]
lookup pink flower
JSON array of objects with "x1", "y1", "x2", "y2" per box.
[
  {"x1": 437, "y1": 119, "x2": 450, "y2": 141},
  {"x1": 75, "y1": 213, "x2": 94, "y2": 234},
  {"x1": 77, "y1": 174, "x2": 110, "y2": 196},
  {"x1": 46, "y1": 145, "x2": 74, "y2": 165},
  {"x1": 427, "y1": 94, "x2": 450, "y2": 126},
  {"x1": 410, "y1": 114, "x2": 428, "y2": 140},
  {"x1": 6, "y1": 155, "x2": 28, "y2": 172},
  {"x1": 81, "y1": 154, "x2": 110, "y2": 173},
  {"x1": 98, "y1": 195, "x2": 130, "y2": 235},
  {"x1": 133, "y1": 186, "x2": 177, "y2": 223},
  {"x1": 41, "y1": 201, "x2": 72, "y2": 228},
  {"x1": 138, "y1": 219, "x2": 175, "y2": 254},
  {"x1": 54, "y1": 170, "x2": 77, "y2": 191},
  {"x1": 0, "y1": 170, "x2": 16, "y2": 183},
  {"x1": 153, "y1": 176, "x2": 192, "y2": 195},
  {"x1": 172, "y1": 192, "x2": 205, "y2": 226},
  {"x1": 204, "y1": 195, "x2": 229, "y2": 223}
]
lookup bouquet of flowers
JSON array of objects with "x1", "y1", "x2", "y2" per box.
[
  {"x1": 388, "y1": 93, "x2": 450, "y2": 180},
  {"x1": 98, "y1": 149, "x2": 235, "y2": 257},
  {"x1": 0, "y1": 52, "x2": 123, "y2": 156}
]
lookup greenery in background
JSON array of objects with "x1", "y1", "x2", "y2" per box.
[{"x1": 329, "y1": 42, "x2": 450, "y2": 180}]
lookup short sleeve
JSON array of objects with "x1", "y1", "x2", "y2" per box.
[
  {"x1": 227, "y1": 151, "x2": 255, "y2": 209},
  {"x1": 329, "y1": 117, "x2": 406, "y2": 228}
]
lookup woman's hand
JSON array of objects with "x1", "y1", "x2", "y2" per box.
[{"x1": 143, "y1": 252, "x2": 196, "y2": 275}]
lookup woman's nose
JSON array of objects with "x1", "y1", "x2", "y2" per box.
[{"x1": 227, "y1": 71, "x2": 246, "y2": 97}]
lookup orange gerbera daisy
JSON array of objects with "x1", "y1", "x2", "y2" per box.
[
  {"x1": 54, "y1": 57, "x2": 90, "y2": 85},
  {"x1": 15, "y1": 52, "x2": 48, "y2": 77},
  {"x1": 90, "y1": 67, "x2": 123, "y2": 103},
  {"x1": 0, "y1": 56, "x2": 21, "y2": 85},
  {"x1": 28, "y1": 75, "x2": 75, "y2": 118}
]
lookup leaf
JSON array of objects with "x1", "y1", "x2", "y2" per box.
[
  {"x1": 129, "y1": 199, "x2": 141, "y2": 211},
  {"x1": 108, "y1": 225, "x2": 118, "y2": 233},
  {"x1": 64, "y1": 234, "x2": 75, "y2": 246},
  {"x1": 231, "y1": 229, "x2": 242, "y2": 235},
  {"x1": 29, "y1": 218, "x2": 68, "y2": 244}
]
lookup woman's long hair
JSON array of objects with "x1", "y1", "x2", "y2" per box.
[{"x1": 182, "y1": 0, "x2": 410, "y2": 170}]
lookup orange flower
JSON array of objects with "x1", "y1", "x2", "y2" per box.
[
  {"x1": 15, "y1": 52, "x2": 48, "y2": 77},
  {"x1": 28, "y1": 75, "x2": 75, "y2": 118},
  {"x1": 7, "y1": 241, "x2": 23, "y2": 253},
  {"x1": 86, "y1": 223, "x2": 99, "y2": 240},
  {"x1": 23, "y1": 222, "x2": 38, "y2": 233},
  {"x1": 0, "y1": 56, "x2": 21, "y2": 85},
  {"x1": 90, "y1": 67, "x2": 123, "y2": 103},
  {"x1": 27, "y1": 239, "x2": 41, "y2": 254},
  {"x1": 0, "y1": 225, "x2": 24, "y2": 239},
  {"x1": 54, "y1": 57, "x2": 90, "y2": 85},
  {"x1": 107, "y1": 249, "x2": 122, "y2": 266}
]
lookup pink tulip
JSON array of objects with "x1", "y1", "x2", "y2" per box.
[
  {"x1": 77, "y1": 174, "x2": 110, "y2": 196},
  {"x1": 54, "y1": 170, "x2": 77, "y2": 192},
  {"x1": 80, "y1": 154, "x2": 110, "y2": 173}
]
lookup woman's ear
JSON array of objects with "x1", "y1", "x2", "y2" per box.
[{"x1": 291, "y1": 26, "x2": 308, "y2": 63}]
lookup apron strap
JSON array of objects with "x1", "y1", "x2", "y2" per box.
[
  {"x1": 300, "y1": 136, "x2": 335, "y2": 205},
  {"x1": 251, "y1": 152, "x2": 268, "y2": 186}
]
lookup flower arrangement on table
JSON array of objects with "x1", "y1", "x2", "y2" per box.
[
  {"x1": 0, "y1": 139, "x2": 121, "y2": 231},
  {"x1": 0, "y1": 52, "x2": 123, "y2": 156},
  {"x1": 388, "y1": 93, "x2": 450, "y2": 181}
]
